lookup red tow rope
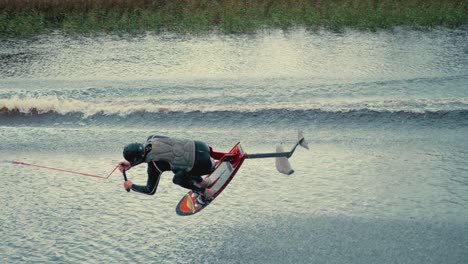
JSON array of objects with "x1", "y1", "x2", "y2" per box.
[{"x1": 12, "y1": 161, "x2": 118, "y2": 179}]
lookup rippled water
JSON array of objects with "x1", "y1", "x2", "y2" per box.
[{"x1": 1, "y1": 28, "x2": 467, "y2": 263}]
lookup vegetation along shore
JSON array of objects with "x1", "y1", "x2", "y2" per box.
[{"x1": 0, "y1": 0, "x2": 467, "y2": 36}]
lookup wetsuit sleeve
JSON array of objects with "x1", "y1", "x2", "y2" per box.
[{"x1": 131, "y1": 161, "x2": 170, "y2": 195}]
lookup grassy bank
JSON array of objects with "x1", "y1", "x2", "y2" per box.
[{"x1": 0, "y1": 0, "x2": 467, "y2": 35}]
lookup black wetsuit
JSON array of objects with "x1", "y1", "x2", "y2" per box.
[{"x1": 131, "y1": 140, "x2": 214, "y2": 195}]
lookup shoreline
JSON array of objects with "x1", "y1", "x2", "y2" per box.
[{"x1": 1, "y1": 0, "x2": 466, "y2": 36}]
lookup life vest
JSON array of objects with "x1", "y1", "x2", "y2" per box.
[{"x1": 144, "y1": 137, "x2": 195, "y2": 171}]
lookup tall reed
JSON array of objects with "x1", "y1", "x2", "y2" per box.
[{"x1": 0, "y1": 0, "x2": 466, "y2": 35}]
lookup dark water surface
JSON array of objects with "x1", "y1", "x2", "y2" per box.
[{"x1": 1, "y1": 28, "x2": 467, "y2": 263}]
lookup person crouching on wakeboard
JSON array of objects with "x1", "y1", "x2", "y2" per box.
[{"x1": 118, "y1": 135, "x2": 222, "y2": 204}]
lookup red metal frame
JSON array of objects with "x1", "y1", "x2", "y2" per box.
[{"x1": 176, "y1": 142, "x2": 247, "y2": 216}]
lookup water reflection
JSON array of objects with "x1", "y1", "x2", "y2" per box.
[{"x1": 1, "y1": 28, "x2": 467, "y2": 80}]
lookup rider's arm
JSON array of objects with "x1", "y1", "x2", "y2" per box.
[{"x1": 131, "y1": 161, "x2": 170, "y2": 195}]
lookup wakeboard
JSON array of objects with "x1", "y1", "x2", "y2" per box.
[{"x1": 175, "y1": 142, "x2": 246, "y2": 216}]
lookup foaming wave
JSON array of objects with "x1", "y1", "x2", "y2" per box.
[
  {"x1": 1, "y1": 107, "x2": 467, "y2": 129},
  {"x1": 1, "y1": 96, "x2": 468, "y2": 117},
  {"x1": 0, "y1": 97, "x2": 89, "y2": 115},
  {"x1": 0, "y1": 97, "x2": 172, "y2": 116},
  {"x1": 1, "y1": 96, "x2": 467, "y2": 130}
]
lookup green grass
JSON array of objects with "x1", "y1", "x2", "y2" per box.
[{"x1": 0, "y1": 0, "x2": 467, "y2": 36}]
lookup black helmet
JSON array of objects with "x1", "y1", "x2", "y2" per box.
[{"x1": 123, "y1": 143, "x2": 145, "y2": 166}]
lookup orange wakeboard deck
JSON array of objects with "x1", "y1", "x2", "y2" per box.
[{"x1": 175, "y1": 143, "x2": 246, "y2": 216}]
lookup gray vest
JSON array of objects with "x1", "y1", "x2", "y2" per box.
[{"x1": 145, "y1": 137, "x2": 195, "y2": 171}]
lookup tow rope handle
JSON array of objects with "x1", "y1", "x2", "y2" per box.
[{"x1": 122, "y1": 170, "x2": 130, "y2": 192}]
